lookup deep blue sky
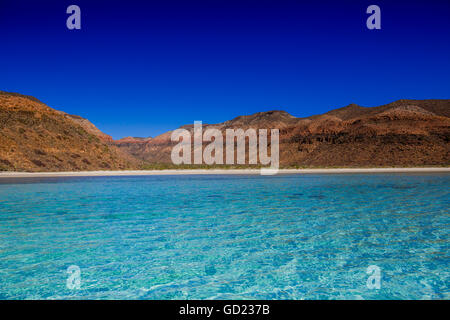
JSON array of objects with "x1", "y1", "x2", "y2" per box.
[{"x1": 1, "y1": 0, "x2": 449, "y2": 139}]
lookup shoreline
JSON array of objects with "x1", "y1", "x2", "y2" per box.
[{"x1": 0, "y1": 167, "x2": 449, "y2": 178}]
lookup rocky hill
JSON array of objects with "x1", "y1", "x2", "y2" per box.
[
  {"x1": 1, "y1": 90, "x2": 449, "y2": 171},
  {"x1": 0, "y1": 91, "x2": 140, "y2": 171},
  {"x1": 112, "y1": 100, "x2": 450, "y2": 167},
  {"x1": 280, "y1": 101, "x2": 450, "y2": 167}
]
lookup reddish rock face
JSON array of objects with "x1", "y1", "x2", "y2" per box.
[
  {"x1": 115, "y1": 137, "x2": 152, "y2": 144},
  {"x1": 111, "y1": 100, "x2": 450, "y2": 167},
  {"x1": 0, "y1": 91, "x2": 141, "y2": 171},
  {"x1": 1, "y1": 89, "x2": 449, "y2": 171}
]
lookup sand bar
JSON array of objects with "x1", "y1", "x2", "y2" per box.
[{"x1": 0, "y1": 167, "x2": 449, "y2": 178}]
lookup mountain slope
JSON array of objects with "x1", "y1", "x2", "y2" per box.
[
  {"x1": 1, "y1": 91, "x2": 449, "y2": 171},
  {"x1": 0, "y1": 91, "x2": 140, "y2": 171},
  {"x1": 112, "y1": 99, "x2": 450, "y2": 167}
]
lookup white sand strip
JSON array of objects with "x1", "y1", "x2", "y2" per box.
[{"x1": 0, "y1": 167, "x2": 449, "y2": 178}]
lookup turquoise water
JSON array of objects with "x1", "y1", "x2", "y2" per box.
[{"x1": 0, "y1": 174, "x2": 448, "y2": 300}]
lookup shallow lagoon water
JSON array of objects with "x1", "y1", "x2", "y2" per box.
[{"x1": 0, "y1": 174, "x2": 448, "y2": 299}]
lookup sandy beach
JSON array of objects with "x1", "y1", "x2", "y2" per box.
[{"x1": 0, "y1": 167, "x2": 449, "y2": 178}]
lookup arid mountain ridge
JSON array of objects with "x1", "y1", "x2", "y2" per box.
[
  {"x1": 0, "y1": 90, "x2": 449, "y2": 171},
  {"x1": 0, "y1": 91, "x2": 141, "y2": 171},
  {"x1": 112, "y1": 99, "x2": 450, "y2": 167}
]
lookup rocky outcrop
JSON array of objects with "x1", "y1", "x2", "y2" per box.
[
  {"x1": 0, "y1": 90, "x2": 448, "y2": 171},
  {"x1": 56, "y1": 111, "x2": 113, "y2": 143},
  {"x1": 112, "y1": 100, "x2": 450, "y2": 167},
  {"x1": 113, "y1": 137, "x2": 153, "y2": 160},
  {"x1": 0, "y1": 91, "x2": 141, "y2": 171}
]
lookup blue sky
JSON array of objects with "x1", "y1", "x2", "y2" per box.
[{"x1": 1, "y1": 0, "x2": 449, "y2": 139}]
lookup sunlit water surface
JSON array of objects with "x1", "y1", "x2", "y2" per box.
[{"x1": 0, "y1": 174, "x2": 448, "y2": 299}]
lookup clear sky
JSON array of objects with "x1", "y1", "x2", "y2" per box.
[{"x1": 1, "y1": 0, "x2": 449, "y2": 139}]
